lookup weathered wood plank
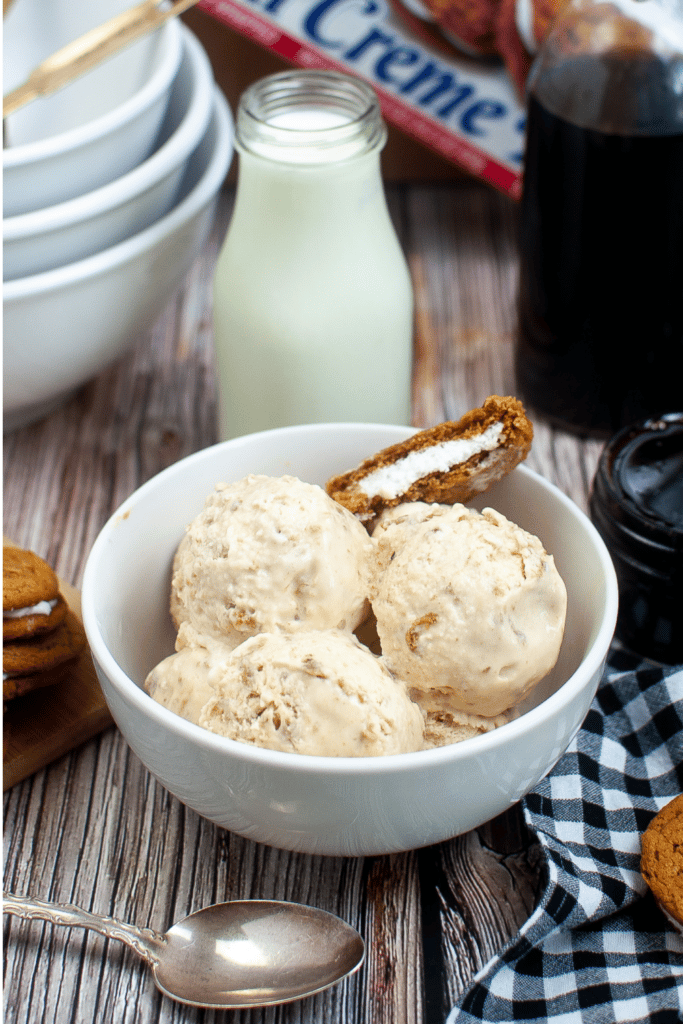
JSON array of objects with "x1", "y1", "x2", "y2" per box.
[{"x1": 405, "y1": 185, "x2": 520, "y2": 425}]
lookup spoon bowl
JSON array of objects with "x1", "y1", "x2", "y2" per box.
[{"x1": 3, "y1": 893, "x2": 365, "y2": 1009}]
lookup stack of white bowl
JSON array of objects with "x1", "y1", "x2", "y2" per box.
[{"x1": 3, "y1": 0, "x2": 234, "y2": 431}]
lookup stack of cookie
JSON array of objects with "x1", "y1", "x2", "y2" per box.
[{"x1": 3, "y1": 547, "x2": 87, "y2": 702}]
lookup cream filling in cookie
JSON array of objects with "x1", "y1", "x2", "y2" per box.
[
  {"x1": 4, "y1": 598, "x2": 57, "y2": 620},
  {"x1": 358, "y1": 422, "x2": 504, "y2": 500}
]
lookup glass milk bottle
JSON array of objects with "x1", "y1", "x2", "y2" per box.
[{"x1": 213, "y1": 71, "x2": 414, "y2": 440}]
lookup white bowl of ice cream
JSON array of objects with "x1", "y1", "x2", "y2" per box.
[{"x1": 82, "y1": 421, "x2": 618, "y2": 857}]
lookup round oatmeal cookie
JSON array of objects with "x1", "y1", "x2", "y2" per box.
[
  {"x1": 641, "y1": 793, "x2": 683, "y2": 932},
  {"x1": 3, "y1": 547, "x2": 60, "y2": 611},
  {"x1": 4, "y1": 591, "x2": 68, "y2": 641},
  {"x1": 326, "y1": 395, "x2": 533, "y2": 526},
  {"x1": 3, "y1": 657, "x2": 78, "y2": 702},
  {"x1": 3, "y1": 608, "x2": 86, "y2": 680},
  {"x1": 3, "y1": 547, "x2": 63, "y2": 641}
]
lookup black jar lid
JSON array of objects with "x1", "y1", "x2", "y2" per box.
[
  {"x1": 589, "y1": 412, "x2": 683, "y2": 663},
  {"x1": 591, "y1": 413, "x2": 683, "y2": 559}
]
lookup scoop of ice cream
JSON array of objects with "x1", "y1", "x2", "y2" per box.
[
  {"x1": 199, "y1": 629, "x2": 425, "y2": 757},
  {"x1": 171, "y1": 475, "x2": 373, "y2": 646},
  {"x1": 144, "y1": 626, "x2": 233, "y2": 724},
  {"x1": 373, "y1": 504, "x2": 567, "y2": 717}
]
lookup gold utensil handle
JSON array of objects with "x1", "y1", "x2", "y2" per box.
[{"x1": 3, "y1": 0, "x2": 199, "y2": 119}]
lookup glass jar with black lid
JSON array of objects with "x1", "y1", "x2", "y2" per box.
[{"x1": 589, "y1": 412, "x2": 683, "y2": 664}]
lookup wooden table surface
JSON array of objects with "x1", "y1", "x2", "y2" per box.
[{"x1": 3, "y1": 179, "x2": 606, "y2": 1024}]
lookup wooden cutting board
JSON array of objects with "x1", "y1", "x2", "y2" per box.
[{"x1": 3, "y1": 539, "x2": 114, "y2": 790}]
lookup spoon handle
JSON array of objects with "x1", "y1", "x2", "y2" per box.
[{"x1": 3, "y1": 892, "x2": 166, "y2": 966}]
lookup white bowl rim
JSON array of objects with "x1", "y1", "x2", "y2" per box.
[
  {"x1": 81, "y1": 423, "x2": 620, "y2": 779},
  {"x1": 2, "y1": 18, "x2": 182, "y2": 168},
  {"x1": 3, "y1": 28, "x2": 213, "y2": 241},
  {"x1": 3, "y1": 85, "x2": 233, "y2": 300}
]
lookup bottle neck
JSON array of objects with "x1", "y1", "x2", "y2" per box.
[{"x1": 235, "y1": 70, "x2": 387, "y2": 166}]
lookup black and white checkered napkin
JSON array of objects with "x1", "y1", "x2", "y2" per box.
[{"x1": 448, "y1": 645, "x2": 683, "y2": 1024}]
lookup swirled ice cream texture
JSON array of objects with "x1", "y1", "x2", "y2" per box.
[
  {"x1": 199, "y1": 629, "x2": 424, "y2": 757},
  {"x1": 144, "y1": 626, "x2": 231, "y2": 724},
  {"x1": 171, "y1": 474, "x2": 373, "y2": 646},
  {"x1": 370, "y1": 501, "x2": 451, "y2": 593},
  {"x1": 372, "y1": 503, "x2": 567, "y2": 718}
]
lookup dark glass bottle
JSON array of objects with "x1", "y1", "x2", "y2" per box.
[
  {"x1": 515, "y1": 0, "x2": 683, "y2": 438},
  {"x1": 589, "y1": 412, "x2": 683, "y2": 663}
]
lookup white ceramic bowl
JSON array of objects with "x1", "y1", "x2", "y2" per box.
[
  {"x1": 3, "y1": 88, "x2": 234, "y2": 432},
  {"x1": 3, "y1": 28, "x2": 214, "y2": 281},
  {"x1": 3, "y1": 1, "x2": 182, "y2": 216},
  {"x1": 81, "y1": 423, "x2": 619, "y2": 858}
]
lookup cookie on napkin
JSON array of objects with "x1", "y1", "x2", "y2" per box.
[{"x1": 641, "y1": 793, "x2": 683, "y2": 933}]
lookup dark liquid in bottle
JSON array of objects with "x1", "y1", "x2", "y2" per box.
[{"x1": 516, "y1": 71, "x2": 683, "y2": 437}]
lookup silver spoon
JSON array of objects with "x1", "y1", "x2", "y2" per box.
[{"x1": 3, "y1": 892, "x2": 365, "y2": 1009}]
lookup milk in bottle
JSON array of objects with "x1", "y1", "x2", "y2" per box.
[{"x1": 213, "y1": 71, "x2": 414, "y2": 440}]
